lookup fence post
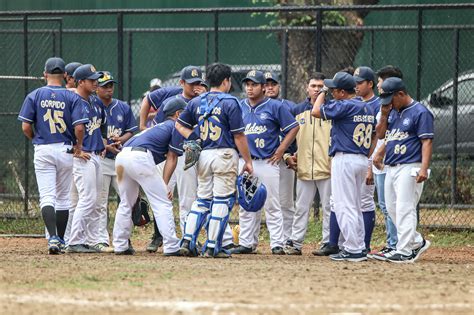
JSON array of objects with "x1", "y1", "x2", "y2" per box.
[
  {"x1": 315, "y1": 9, "x2": 322, "y2": 72},
  {"x1": 23, "y1": 14, "x2": 29, "y2": 216},
  {"x1": 205, "y1": 32, "x2": 209, "y2": 69},
  {"x1": 58, "y1": 18, "x2": 63, "y2": 57},
  {"x1": 127, "y1": 31, "x2": 133, "y2": 106},
  {"x1": 281, "y1": 29, "x2": 289, "y2": 99},
  {"x1": 370, "y1": 30, "x2": 375, "y2": 68},
  {"x1": 117, "y1": 12, "x2": 124, "y2": 100},
  {"x1": 451, "y1": 28, "x2": 459, "y2": 206},
  {"x1": 416, "y1": 9, "x2": 423, "y2": 101},
  {"x1": 214, "y1": 11, "x2": 219, "y2": 62}
]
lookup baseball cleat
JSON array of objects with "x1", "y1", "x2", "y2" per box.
[
  {"x1": 412, "y1": 239, "x2": 431, "y2": 262},
  {"x1": 115, "y1": 247, "x2": 136, "y2": 255},
  {"x1": 312, "y1": 243, "x2": 339, "y2": 256},
  {"x1": 386, "y1": 253, "x2": 414, "y2": 264},
  {"x1": 271, "y1": 246, "x2": 286, "y2": 255},
  {"x1": 93, "y1": 243, "x2": 114, "y2": 253},
  {"x1": 284, "y1": 246, "x2": 302, "y2": 256},
  {"x1": 180, "y1": 240, "x2": 198, "y2": 257},
  {"x1": 146, "y1": 234, "x2": 163, "y2": 253},
  {"x1": 66, "y1": 244, "x2": 98, "y2": 254},
  {"x1": 164, "y1": 250, "x2": 183, "y2": 257},
  {"x1": 229, "y1": 245, "x2": 255, "y2": 255},
  {"x1": 330, "y1": 250, "x2": 367, "y2": 262},
  {"x1": 222, "y1": 243, "x2": 237, "y2": 251},
  {"x1": 47, "y1": 236, "x2": 61, "y2": 255}
]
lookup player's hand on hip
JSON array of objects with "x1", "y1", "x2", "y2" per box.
[
  {"x1": 416, "y1": 168, "x2": 428, "y2": 183},
  {"x1": 241, "y1": 161, "x2": 253, "y2": 175},
  {"x1": 366, "y1": 168, "x2": 374, "y2": 185},
  {"x1": 74, "y1": 150, "x2": 91, "y2": 161},
  {"x1": 167, "y1": 188, "x2": 173, "y2": 201},
  {"x1": 268, "y1": 149, "x2": 284, "y2": 165}
]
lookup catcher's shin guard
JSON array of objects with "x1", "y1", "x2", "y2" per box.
[
  {"x1": 204, "y1": 195, "x2": 235, "y2": 256},
  {"x1": 181, "y1": 198, "x2": 211, "y2": 252}
]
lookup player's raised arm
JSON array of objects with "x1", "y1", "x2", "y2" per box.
[{"x1": 139, "y1": 96, "x2": 152, "y2": 131}]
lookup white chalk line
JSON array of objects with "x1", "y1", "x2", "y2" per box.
[{"x1": 0, "y1": 293, "x2": 472, "y2": 312}]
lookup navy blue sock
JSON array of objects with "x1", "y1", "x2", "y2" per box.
[
  {"x1": 329, "y1": 211, "x2": 340, "y2": 246},
  {"x1": 363, "y1": 211, "x2": 376, "y2": 250}
]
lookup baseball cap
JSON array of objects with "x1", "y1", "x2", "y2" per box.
[
  {"x1": 150, "y1": 78, "x2": 162, "y2": 88},
  {"x1": 264, "y1": 71, "x2": 280, "y2": 84},
  {"x1": 98, "y1": 71, "x2": 117, "y2": 86},
  {"x1": 162, "y1": 97, "x2": 187, "y2": 116},
  {"x1": 73, "y1": 64, "x2": 103, "y2": 81},
  {"x1": 242, "y1": 70, "x2": 266, "y2": 84},
  {"x1": 44, "y1": 57, "x2": 65, "y2": 74},
  {"x1": 353, "y1": 66, "x2": 375, "y2": 83},
  {"x1": 180, "y1": 66, "x2": 204, "y2": 84},
  {"x1": 379, "y1": 77, "x2": 406, "y2": 105},
  {"x1": 65, "y1": 62, "x2": 82, "y2": 76},
  {"x1": 323, "y1": 72, "x2": 356, "y2": 90}
]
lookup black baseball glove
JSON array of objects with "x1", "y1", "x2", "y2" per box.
[{"x1": 132, "y1": 196, "x2": 151, "y2": 226}]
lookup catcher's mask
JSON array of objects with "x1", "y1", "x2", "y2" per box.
[{"x1": 237, "y1": 172, "x2": 267, "y2": 212}]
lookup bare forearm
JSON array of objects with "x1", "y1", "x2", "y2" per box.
[
  {"x1": 74, "y1": 124, "x2": 85, "y2": 148},
  {"x1": 163, "y1": 151, "x2": 178, "y2": 185},
  {"x1": 311, "y1": 91, "x2": 326, "y2": 118},
  {"x1": 175, "y1": 122, "x2": 194, "y2": 139},
  {"x1": 234, "y1": 132, "x2": 251, "y2": 163},
  {"x1": 139, "y1": 98, "x2": 151, "y2": 131},
  {"x1": 376, "y1": 115, "x2": 389, "y2": 140},
  {"x1": 420, "y1": 139, "x2": 433, "y2": 170},
  {"x1": 368, "y1": 133, "x2": 377, "y2": 157},
  {"x1": 277, "y1": 126, "x2": 299, "y2": 154},
  {"x1": 118, "y1": 132, "x2": 134, "y2": 144},
  {"x1": 21, "y1": 122, "x2": 33, "y2": 140}
]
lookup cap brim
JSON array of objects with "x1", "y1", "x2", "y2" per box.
[
  {"x1": 99, "y1": 79, "x2": 117, "y2": 87},
  {"x1": 266, "y1": 78, "x2": 279, "y2": 84},
  {"x1": 85, "y1": 72, "x2": 102, "y2": 80},
  {"x1": 380, "y1": 93, "x2": 394, "y2": 105},
  {"x1": 353, "y1": 76, "x2": 367, "y2": 83},
  {"x1": 242, "y1": 77, "x2": 262, "y2": 84},
  {"x1": 323, "y1": 79, "x2": 337, "y2": 89},
  {"x1": 185, "y1": 78, "x2": 203, "y2": 84}
]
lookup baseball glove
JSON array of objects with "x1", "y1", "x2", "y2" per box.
[
  {"x1": 132, "y1": 196, "x2": 151, "y2": 226},
  {"x1": 183, "y1": 139, "x2": 202, "y2": 171}
]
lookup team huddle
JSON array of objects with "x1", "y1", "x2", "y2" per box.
[{"x1": 18, "y1": 57, "x2": 434, "y2": 263}]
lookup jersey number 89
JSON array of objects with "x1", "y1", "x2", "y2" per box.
[
  {"x1": 43, "y1": 109, "x2": 66, "y2": 134},
  {"x1": 353, "y1": 123, "x2": 373, "y2": 149}
]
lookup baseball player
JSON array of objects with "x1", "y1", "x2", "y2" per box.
[
  {"x1": 263, "y1": 71, "x2": 298, "y2": 244},
  {"x1": 312, "y1": 71, "x2": 376, "y2": 262},
  {"x1": 231, "y1": 70, "x2": 299, "y2": 255},
  {"x1": 64, "y1": 62, "x2": 82, "y2": 91},
  {"x1": 284, "y1": 73, "x2": 332, "y2": 256},
  {"x1": 176, "y1": 63, "x2": 253, "y2": 258},
  {"x1": 67, "y1": 64, "x2": 107, "y2": 254},
  {"x1": 18, "y1": 57, "x2": 87, "y2": 254},
  {"x1": 112, "y1": 98, "x2": 187, "y2": 256},
  {"x1": 94, "y1": 71, "x2": 138, "y2": 253},
  {"x1": 374, "y1": 77, "x2": 432, "y2": 263}
]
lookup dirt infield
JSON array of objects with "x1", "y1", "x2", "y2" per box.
[{"x1": 0, "y1": 238, "x2": 473, "y2": 315}]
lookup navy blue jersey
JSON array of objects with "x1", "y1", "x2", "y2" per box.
[
  {"x1": 178, "y1": 91, "x2": 245, "y2": 150},
  {"x1": 101, "y1": 99, "x2": 138, "y2": 159},
  {"x1": 240, "y1": 97, "x2": 298, "y2": 159},
  {"x1": 356, "y1": 95, "x2": 381, "y2": 118},
  {"x1": 385, "y1": 101, "x2": 434, "y2": 165},
  {"x1": 147, "y1": 86, "x2": 182, "y2": 125},
  {"x1": 153, "y1": 93, "x2": 192, "y2": 125},
  {"x1": 280, "y1": 98, "x2": 298, "y2": 155},
  {"x1": 18, "y1": 85, "x2": 88, "y2": 145},
  {"x1": 321, "y1": 98, "x2": 375, "y2": 156},
  {"x1": 80, "y1": 95, "x2": 106, "y2": 152},
  {"x1": 124, "y1": 119, "x2": 183, "y2": 165}
]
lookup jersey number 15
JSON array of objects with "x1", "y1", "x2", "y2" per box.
[{"x1": 43, "y1": 109, "x2": 66, "y2": 134}]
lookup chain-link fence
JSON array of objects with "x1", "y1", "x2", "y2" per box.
[{"x1": 0, "y1": 4, "x2": 472, "y2": 230}]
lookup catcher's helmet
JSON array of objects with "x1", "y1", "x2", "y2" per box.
[{"x1": 237, "y1": 172, "x2": 267, "y2": 212}]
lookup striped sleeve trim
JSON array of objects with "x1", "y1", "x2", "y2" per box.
[
  {"x1": 321, "y1": 106, "x2": 328, "y2": 120},
  {"x1": 177, "y1": 117, "x2": 192, "y2": 128},
  {"x1": 18, "y1": 115, "x2": 33, "y2": 123},
  {"x1": 147, "y1": 94, "x2": 158, "y2": 110},
  {"x1": 418, "y1": 133, "x2": 434, "y2": 138},
  {"x1": 125, "y1": 126, "x2": 138, "y2": 132},
  {"x1": 72, "y1": 118, "x2": 89, "y2": 125},
  {"x1": 230, "y1": 126, "x2": 245, "y2": 133},
  {"x1": 169, "y1": 144, "x2": 183, "y2": 154},
  {"x1": 280, "y1": 120, "x2": 299, "y2": 132}
]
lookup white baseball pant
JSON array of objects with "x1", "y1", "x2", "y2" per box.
[
  {"x1": 96, "y1": 157, "x2": 118, "y2": 245},
  {"x1": 331, "y1": 152, "x2": 368, "y2": 254},
  {"x1": 279, "y1": 160, "x2": 295, "y2": 242},
  {"x1": 64, "y1": 178, "x2": 78, "y2": 245},
  {"x1": 238, "y1": 159, "x2": 284, "y2": 250},
  {"x1": 113, "y1": 147, "x2": 180, "y2": 253},
  {"x1": 385, "y1": 163, "x2": 424, "y2": 256},
  {"x1": 291, "y1": 177, "x2": 331, "y2": 249},
  {"x1": 68, "y1": 154, "x2": 102, "y2": 246}
]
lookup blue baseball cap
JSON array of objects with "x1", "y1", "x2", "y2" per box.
[
  {"x1": 162, "y1": 97, "x2": 187, "y2": 116},
  {"x1": 323, "y1": 72, "x2": 356, "y2": 90},
  {"x1": 98, "y1": 71, "x2": 117, "y2": 86},
  {"x1": 379, "y1": 77, "x2": 407, "y2": 105},
  {"x1": 44, "y1": 57, "x2": 65, "y2": 74},
  {"x1": 180, "y1": 66, "x2": 204, "y2": 84},
  {"x1": 65, "y1": 62, "x2": 82, "y2": 76},
  {"x1": 73, "y1": 64, "x2": 103, "y2": 81},
  {"x1": 242, "y1": 70, "x2": 266, "y2": 84},
  {"x1": 264, "y1": 71, "x2": 280, "y2": 84},
  {"x1": 354, "y1": 66, "x2": 375, "y2": 83}
]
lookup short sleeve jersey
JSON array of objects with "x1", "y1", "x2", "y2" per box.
[
  {"x1": 18, "y1": 85, "x2": 88, "y2": 145},
  {"x1": 124, "y1": 119, "x2": 183, "y2": 165},
  {"x1": 385, "y1": 101, "x2": 434, "y2": 165},
  {"x1": 80, "y1": 95, "x2": 106, "y2": 152},
  {"x1": 102, "y1": 99, "x2": 138, "y2": 159},
  {"x1": 147, "y1": 86, "x2": 182, "y2": 125},
  {"x1": 240, "y1": 97, "x2": 298, "y2": 159},
  {"x1": 177, "y1": 91, "x2": 245, "y2": 150},
  {"x1": 320, "y1": 98, "x2": 376, "y2": 156}
]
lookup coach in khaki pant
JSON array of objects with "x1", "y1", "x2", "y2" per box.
[{"x1": 284, "y1": 73, "x2": 332, "y2": 255}]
